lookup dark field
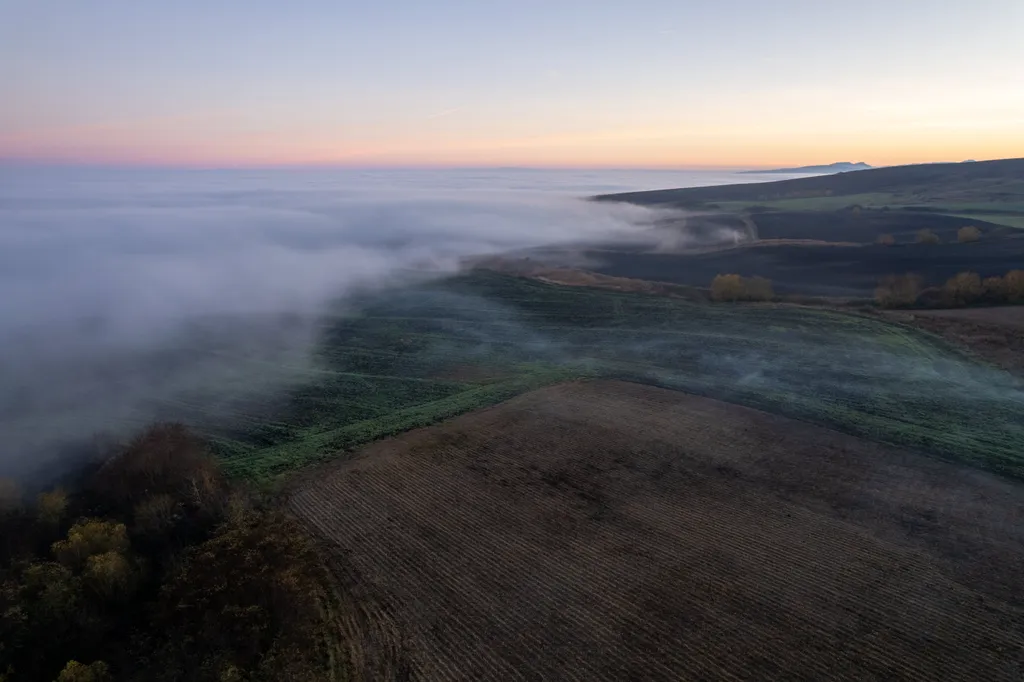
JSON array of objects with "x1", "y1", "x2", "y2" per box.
[
  {"x1": 907, "y1": 306, "x2": 1024, "y2": 329},
  {"x1": 585, "y1": 234, "x2": 1024, "y2": 296},
  {"x1": 749, "y1": 209, "x2": 1013, "y2": 242},
  {"x1": 205, "y1": 272, "x2": 1024, "y2": 481},
  {"x1": 292, "y1": 380, "x2": 1024, "y2": 681},
  {"x1": 585, "y1": 158, "x2": 1024, "y2": 296}
]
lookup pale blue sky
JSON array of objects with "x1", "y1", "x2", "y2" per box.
[{"x1": 2, "y1": 0, "x2": 1022, "y2": 166}]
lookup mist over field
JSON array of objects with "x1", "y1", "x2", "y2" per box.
[{"x1": 1, "y1": 166, "x2": 774, "y2": 479}]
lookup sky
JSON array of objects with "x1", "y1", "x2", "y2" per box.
[{"x1": 1, "y1": 0, "x2": 1023, "y2": 168}]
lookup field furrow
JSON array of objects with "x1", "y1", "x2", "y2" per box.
[{"x1": 291, "y1": 380, "x2": 1024, "y2": 681}]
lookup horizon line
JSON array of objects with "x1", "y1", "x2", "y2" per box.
[
  {"x1": 2, "y1": 156, "x2": 1014, "y2": 173},
  {"x1": 0, "y1": 158, "x2": 869, "y2": 172}
]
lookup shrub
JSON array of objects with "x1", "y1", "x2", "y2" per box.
[
  {"x1": 19, "y1": 561, "x2": 82, "y2": 624},
  {"x1": 710, "y1": 274, "x2": 744, "y2": 302},
  {"x1": 155, "y1": 513, "x2": 330, "y2": 681},
  {"x1": 0, "y1": 479, "x2": 20, "y2": 513},
  {"x1": 876, "y1": 233, "x2": 895, "y2": 246},
  {"x1": 710, "y1": 274, "x2": 774, "y2": 302},
  {"x1": 52, "y1": 520, "x2": 129, "y2": 569},
  {"x1": 1006, "y1": 270, "x2": 1024, "y2": 303},
  {"x1": 37, "y1": 489, "x2": 69, "y2": 527},
  {"x1": 744, "y1": 276, "x2": 774, "y2": 301},
  {"x1": 916, "y1": 229, "x2": 940, "y2": 244},
  {"x1": 84, "y1": 551, "x2": 137, "y2": 600},
  {"x1": 983, "y1": 276, "x2": 1007, "y2": 302},
  {"x1": 942, "y1": 272, "x2": 983, "y2": 306},
  {"x1": 91, "y1": 423, "x2": 227, "y2": 518},
  {"x1": 957, "y1": 225, "x2": 981, "y2": 243},
  {"x1": 133, "y1": 494, "x2": 178, "y2": 535},
  {"x1": 55, "y1": 660, "x2": 112, "y2": 682},
  {"x1": 875, "y1": 274, "x2": 922, "y2": 308},
  {"x1": 0, "y1": 424, "x2": 336, "y2": 682}
]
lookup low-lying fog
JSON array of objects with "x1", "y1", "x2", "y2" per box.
[{"x1": 1, "y1": 166, "x2": 776, "y2": 479}]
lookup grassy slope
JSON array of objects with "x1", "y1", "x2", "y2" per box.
[
  {"x1": 582, "y1": 158, "x2": 1024, "y2": 298},
  {"x1": 951, "y1": 214, "x2": 1024, "y2": 229},
  {"x1": 593, "y1": 156, "x2": 1024, "y2": 228},
  {"x1": 208, "y1": 272, "x2": 1024, "y2": 482},
  {"x1": 596, "y1": 158, "x2": 1024, "y2": 229},
  {"x1": 594, "y1": 158, "x2": 1024, "y2": 207}
]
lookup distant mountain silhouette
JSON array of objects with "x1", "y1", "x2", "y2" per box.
[{"x1": 741, "y1": 162, "x2": 872, "y2": 175}]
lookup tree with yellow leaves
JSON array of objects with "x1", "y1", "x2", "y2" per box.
[
  {"x1": 957, "y1": 225, "x2": 981, "y2": 243},
  {"x1": 943, "y1": 272, "x2": 983, "y2": 306},
  {"x1": 52, "y1": 520, "x2": 129, "y2": 569}
]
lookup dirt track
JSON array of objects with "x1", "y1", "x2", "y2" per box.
[
  {"x1": 906, "y1": 306, "x2": 1024, "y2": 329},
  {"x1": 291, "y1": 380, "x2": 1024, "y2": 681},
  {"x1": 885, "y1": 307, "x2": 1024, "y2": 375}
]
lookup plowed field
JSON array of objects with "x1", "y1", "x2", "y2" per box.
[{"x1": 291, "y1": 380, "x2": 1024, "y2": 681}]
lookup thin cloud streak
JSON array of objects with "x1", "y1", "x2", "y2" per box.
[{"x1": 425, "y1": 107, "x2": 464, "y2": 120}]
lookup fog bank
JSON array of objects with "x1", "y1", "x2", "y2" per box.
[{"x1": 2, "y1": 166, "x2": 715, "y2": 479}]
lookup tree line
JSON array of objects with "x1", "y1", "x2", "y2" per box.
[
  {"x1": 875, "y1": 269, "x2": 1024, "y2": 308},
  {"x1": 877, "y1": 225, "x2": 982, "y2": 246},
  {"x1": 709, "y1": 274, "x2": 775, "y2": 302},
  {"x1": 0, "y1": 425, "x2": 337, "y2": 682}
]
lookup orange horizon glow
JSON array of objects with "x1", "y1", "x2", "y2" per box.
[
  {"x1": 6, "y1": 3, "x2": 1022, "y2": 172},
  {"x1": 5, "y1": 61, "x2": 1023, "y2": 170},
  {"x1": 4, "y1": 122, "x2": 1023, "y2": 170},
  {"x1": 4, "y1": 87, "x2": 1023, "y2": 170}
]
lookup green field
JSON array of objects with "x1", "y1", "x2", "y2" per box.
[
  {"x1": 204, "y1": 272, "x2": 1024, "y2": 482},
  {"x1": 712, "y1": 195, "x2": 1024, "y2": 228}
]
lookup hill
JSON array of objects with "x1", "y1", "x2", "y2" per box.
[
  {"x1": 741, "y1": 161, "x2": 872, "y2": 174},
  {"x1": 581, "y1": 233, "x2": 1024, "y2": 297},
  {"x1": 594, "y1": 157, "x2": 1024, "y2": 207},
  {"x1": 573, "y1": 158, "x2": 1024, "y2": 297}
]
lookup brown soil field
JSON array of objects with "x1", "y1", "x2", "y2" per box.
[
  {"x1": 906, "y1": 306, "x2": 1024, "y2": 329},
  {"x1": 471, "y1": 259, "x2": 707, "y2": 300},
  {"x1": 290, "y1": 380, "x2": 1024, "y2": 681},
  {"x1": 883, "y1": 307, "x2": 1024, "y2": 375},
  {"x1": 738, "y1": 238, "x2": 863, "y2": 248}
]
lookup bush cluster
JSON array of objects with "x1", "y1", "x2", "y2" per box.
[
  {"x1": 876, "y1": 226, "x2": 982, "y2": 247},
  {"x1": 874, "y1": 274, "x2": 923, "y2": 308},
  {"x1": 0, "y1": 425, "x2": 333, "y2": 682},
  {"x1": 961, "y1": 270, "x2": 1024, "y2": 306},
  {"x1": 710, "y1": 274, "x2": 775, "y2": 302},
  {"x1": 957, "y1": 225, "x2": 982, "y2": 243},
  {"x1": 875, "y1": 269, "x2": 1024, "y2": 308}
]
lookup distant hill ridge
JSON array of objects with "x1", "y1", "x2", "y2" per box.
[
  {"x1": 741, "y1": 162, "x2": 872, "y2": 175},
  {"x1": 593, "y1": 157, "x2": 1024, "y2": 206}
]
